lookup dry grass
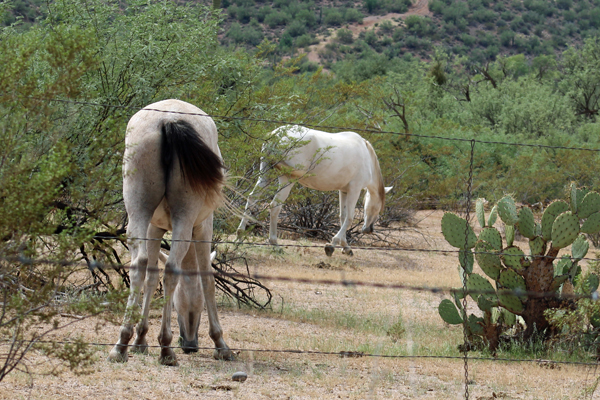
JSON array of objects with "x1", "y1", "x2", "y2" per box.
[{"x1": 1, "y1": 211, "x2": 599, "y2": 399}]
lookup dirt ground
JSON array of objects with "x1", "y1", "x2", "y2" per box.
[{"x1": 1, "y1": 210, "x2": 600, "y2": 399}]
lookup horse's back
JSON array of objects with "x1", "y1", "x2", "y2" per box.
[
  {"x1": 274, "y1": 126, "x2": 372, "y2": 191},
  {"x1": 123, "y1": 99, "x2": 222, "y2": 231}
]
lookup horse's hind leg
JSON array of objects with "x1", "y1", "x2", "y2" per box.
[
  {"x1": 158, "y1": 214, "x2": 196, "y2": 366},
  {"x1": 108, "y1": 209, "x2": 157, "y2": 362},
  {"x1": 194, "y1": 218, "x2": 233, "y2": 360},
  {"x1": 131, "y1": 224, "x2": 165, "y2": 354}
]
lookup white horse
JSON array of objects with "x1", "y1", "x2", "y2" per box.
[
  {"x1": 237, "y1": 125, "x2": 391, "y2": 256},
  {"x1": 108, "y1": 99, "x2": 233, "y2": 366}
]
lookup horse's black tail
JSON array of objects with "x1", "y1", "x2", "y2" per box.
[{"x1": 160, "y1": 120, "x2": 224, "y2": 197}]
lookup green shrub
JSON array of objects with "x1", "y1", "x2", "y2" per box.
[
  {"x1": 442, "y1": 1, "x2": 469, "y2": 24},
  {"x1": 364, "y1": 29, "x2": 378, "y2": 46},
  {"x1": 378, "y1": 20, "x2": 394, "y2": 35},
  {"x1": 324, "y1": 9, "x2": 343, "y2": 26},
  {"x1": 336, "y1": 28, "x2": 354, "y2": 44},
  {"x1": 460, "y1": 33, "x2": 477, "y2": 46},
  {"x1": 295, "y1": 34, "x2": 314, "y2": 48},
  {"x1": 343, "y1": 8, "x2": 363, "y2": 23},
  {"x1": 501, "y1": 10, "x2": 514, "y2": 21},
  {"x1": 383, "y1": 0, "x2": 412, "y2": 13},
  {"x1": 364, "y1": 0, "x2": 380, "y2": 14},
  {"x1": 404, "y1": 15, "x2": 432, "y2": 36},
  {"x1": 264, "y1": 10, "x2": 291, "y2": 28},
  {"x1": 285, "y1": 20, "x2": 306, "y2": 37},
  {"x1": 500, "y1": 30, "x2": 515, "y2": 46}
]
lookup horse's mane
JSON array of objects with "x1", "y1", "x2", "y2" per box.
[{"x1": 364, "y1": 139, "x2": 385, "y2": 210}]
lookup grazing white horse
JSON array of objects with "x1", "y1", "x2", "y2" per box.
[
  {"x1": 237, "y1": 125, "x2": 391, "y2": 256},
  {"x1": 108, "y1": 99, "x2": 232, "y2": 366}
]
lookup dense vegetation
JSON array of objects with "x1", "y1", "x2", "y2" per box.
[{"x1": 214, "y1": 0, "x2": 600, "y2": 65}]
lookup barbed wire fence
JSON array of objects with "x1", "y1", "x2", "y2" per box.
[{"x1": 3, "y1": 96, "x2": 600, "y2": 398}]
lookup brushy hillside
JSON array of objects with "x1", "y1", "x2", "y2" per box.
[
  {"x1": 216, "y1": 0, "x2": 600, "y2": 65},
  {"x1": 5, "y1": 0, "x2": 600, "y2": 64}
]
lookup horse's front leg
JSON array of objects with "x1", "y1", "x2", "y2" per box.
[
  {"x1": 268, "y1": 176, "x2": 295, "y2": 246},
  {"x1": 237, "y1": 161, "x2": 269, "y2": 240},
  {"x1": 326, "y1": 191, "x2": 348, "y2": 256},
  {"x1": 328, "y1": 187, "x2": 361, "y2": 257},
  {"x1": 131, "y1": 225, "x2": 165, "y2": 354}
]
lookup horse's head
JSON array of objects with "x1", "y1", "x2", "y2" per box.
[
  {"x1": 361, "y1": 186, "x2": 393, "y2": 233},
  {"x1": 174, "y1": 251, "x2": 217, "y2": 354}
]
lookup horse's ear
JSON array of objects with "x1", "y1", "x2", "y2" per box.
[
  {"x1": 384, "y1": 186, "x2": 393, "y2": 193},
  {"x1": 210, "y1": 251, "x2": 217, "y2": 263}
]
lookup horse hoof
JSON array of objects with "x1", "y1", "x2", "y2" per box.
[
  {"x1": 342, "y1": 248, "x2": 353, "y2": 256},
  {"x1": 131, "y1": 344, "x2": 148, "y2": 355},
  {"x1": 107, "y1": 347, "x2": 128, "y2": 363},
  {"x1": 159, "y1": 349, "x2": 178, "y2": 366},
  {"x1": 324, "y1": 245, "x2": 334, "y2": 257},
  {"x1": 213, "y1": 347, "x2": 235, "y2": 361},
  {"x1": 131, "y1": 339, "x2": 148, "y2": 354}
]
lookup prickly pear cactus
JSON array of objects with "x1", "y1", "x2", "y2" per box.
[{"x1": 438, "y1": 184, "x2": 600, "y2": 349}]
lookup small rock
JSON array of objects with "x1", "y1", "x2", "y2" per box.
[{"x1": 232, "y1": 371, "x2": 247, "y2": 382}]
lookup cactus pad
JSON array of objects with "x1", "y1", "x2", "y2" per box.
[
  {"x1": 467, "y1": 273, "x2": 495, "y2": 302},
  {"x1": 505, "y1": 224, "x2": 515, "y2": 247},
  {"x1": 439, "y1": 299, "x2": 463, "y2": 324},
  {"x1": 549, "y1": 275, "x2": 569, "y2": 292},
  {"x1": 497, "y1": 196, "x2": 519, "y2": 226},
  {"x1": 452, "y1": 289, "x2": 466, "y2": 310},
  {"x1": 585, "y1": 274, "x2": 600, "y2": 293},
  {"x1": 488, "y1": 205, "x2": 498, "y2": 227},
  {"x1": 479, "y1": 227, "x2": 503, "y2": 250},
  {"x1": 459, "y1": 250, "x2": 474, "y2": 274},
  {"x1": 529, "y1": 236, "x2": 545, "y2": 257},
  {"x1": 441, "y1": 212, "x2": 477, "y2": 249},
  {"x1": 477, "y1": 294, "x2": 496, "y2": 311},
  {"x1": 554, "y1": 256, "x2": 572, "y2": 277},
  {"x1": 474, "y1": 240, "x2": 503, "y2": 280},
  {"x1": 570, "y1": 182, "x2": 578, "y2": 213},
  {"x1": 476, "y1": 198, "x2": 486, "y2": 228},
  {"x1": 468, "y1": 314, "x2": 484, "y2": 335},
  {"x1": 571, "y1": 234, "x2": 589, "y2": 261},
  {"x1": 551, "y1": 211, "x2": 580, "y2": 249},
  {"x1": 499, "y1": 268, "x2": 526, "y2": 295},
  {"x1": 501, "y1": 246, "x2": 528, "y2": 271},
  {"x1": 578, "y1": 191, "x2": 600, "y2": 219},
  {"x1": 581, "y1": 212, "x2": 600, "y2": 235},
  {"x1": 501, "y1": 309, "x2": 516, "y2": 326},
  {"x1": 498, "y1": 293, "x2": 524, "y2": 314},
  {"x1": 517, "y1": 207, "x2": 536, "y2": 239},
  {"x1": 541, "y1": 200, "x2": 569, "y2": 240}
]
